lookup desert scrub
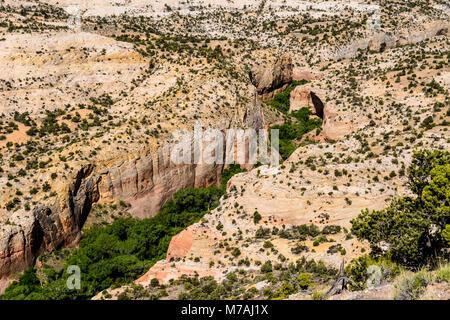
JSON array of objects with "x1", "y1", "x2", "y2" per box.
[
  {"x1": 434, "y1": 263, "x2": 450, "y2": 283},
  {"x1": 346, "y1": 255, "x2": 401, "y2": 291},
  {"x1": 393, "y1": 270, "x2": 433, "y2": 300},
  {"x1": 311, "y1": 290, "x2": 325, "y2": 300},
  {"x1": 351, "y1": 150, "x2": 450, "y2": 269}
]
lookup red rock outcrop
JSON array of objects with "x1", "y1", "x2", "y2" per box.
[
  {"x1": 135, "y1": 224, "x2": 223, "y2": 285},
  {"x1": 289, "y1": 87, "x2": 362, "y2": 141},
  {"x1": 289, "y1": 86, "x2": 366, "y2": 141},
  {"x1": 289, "y1": 87, "x2": 325, "y2": 119},
  {"x1": 0, "y1": 165, "x2": 100, "y2": 288}
]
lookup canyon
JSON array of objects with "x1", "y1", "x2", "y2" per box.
[{"x1": 0, "y1": 0, "x2": 449, "y2": 300}]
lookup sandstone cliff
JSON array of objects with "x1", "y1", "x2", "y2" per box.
[
  {"x1": 250, "y1": 54, "x2": 293, "y2": 101},
  {"x1": 0, "y1": 165, "x2": 99, "y2": 288},
  {"x1": 0, "y1": 95, "x2": 266, "y2": 288},
  {"x1": 328, "y1": 21, "x2": 449, "y2": 60},
  {"x1": 289, "y1": 87, "x2": 325, "y2": 119}
]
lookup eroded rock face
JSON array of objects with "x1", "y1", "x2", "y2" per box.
[
  {"x1": 135, "y1": 225, "x2": 224, "y2": 285},
  {"x1": 250, "y1": 54, "x2": 293, "y2": 101},
  {"x1": 0, "y1": 95, "x2": 265, "y2": 288},
  {"x1": 0, "y1": 212, "x2": 39, "y2": 286},
  {"x1": 289, "y1": 87, "x2": 324, "y2": 119},
  {"x1": 97, "y1": 146, "x2": 224, "y2": 219},
  {"x1": 0, "y1": 165, "x2": 100, "y2": 287},
  {"x1": 289, "y1": 86, "x2": 368, "y2": 141},
  {"x1": 97, "y1": 101, "x2": 265, "y2": 219},
  {"x1": 330, "y1": 21, "x2": 450, "y2": 60}
]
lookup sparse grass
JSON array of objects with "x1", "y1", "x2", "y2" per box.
[
  {"x1": 393, "y1": 270, "x2": 433, "y2": 300},
  {"x1": 393, "y1": 263, "x2": 450, "y2": 300},
  {"x1": 311, "y1": 290, "x2": 325, "y2": 300},
  {"x1": 434, "y1": 262, "x2": 450, "y2": 283}
]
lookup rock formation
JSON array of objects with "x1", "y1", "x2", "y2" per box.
[
  {"x1": 289, "y1": 87, "x2": 325, "y2": 119},
  {"x1": 0, "y1": 89, "x2": 266, "y2": 288},
  {"x1": 250, "y1": 54, "x2": 293, "y2": 101},
  {"x1": 0, "y1": 165, "x2": 100, "y2": 288},
  {"x1": 96, "y1": 147, "x2": 223, "y2": 219},
  {"x1": 135, "y1": 225, "x2": 224, "y2": 285},
  {"x1": 329, "y1": 21, "x2": 449, "y2": 60}
]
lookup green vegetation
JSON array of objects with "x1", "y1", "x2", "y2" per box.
[
  {"x1": 272, "y1": 109, "x2": 322, "y2": 160},
  {"x1": 266, "y1": 81, "x2": 322, "y2": 160},
  {"x1": 253, "y1": 211, "x2": 262, "y2": 224},
  {"x1": 269, "y1": 273, "x2": 311, "y2": 300},
  {"x1": 0, "y1": 269, "x2": 42, "y2": 300},
  {"x1": 175, "y1": 257, "x2": 336, "y2": 300},
  {"x1": 345, "y1": 255, "x2": 401, "y2": 291},
  {"x1": 351, "y1": 149, "x2": 450, "y2": 269},
  {"x1": 393, "y1": 270, "x2": 433, "y2": 300},
  {"x1": 443, "y1": 225, "x2": 450, "y2": 245},
  {"x1": 266, "y1": 80, "x2": 308, "y2": 114},
  {"x1": 178, "y1": 276, "x2": 232, "y2": 300},
  {"x1": 1, "y1": 166, "x2": 243, "y2": 300},
  {"x1": 262, "y1": 258, "x2": 337, "y2": 300},
  {"x1": 392, "y1": 263, "x2": 450, "y2": 300}
]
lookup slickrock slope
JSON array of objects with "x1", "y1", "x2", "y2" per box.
[{"x1": 0, "y1": 32, "x2": 146, "y2": 116}]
